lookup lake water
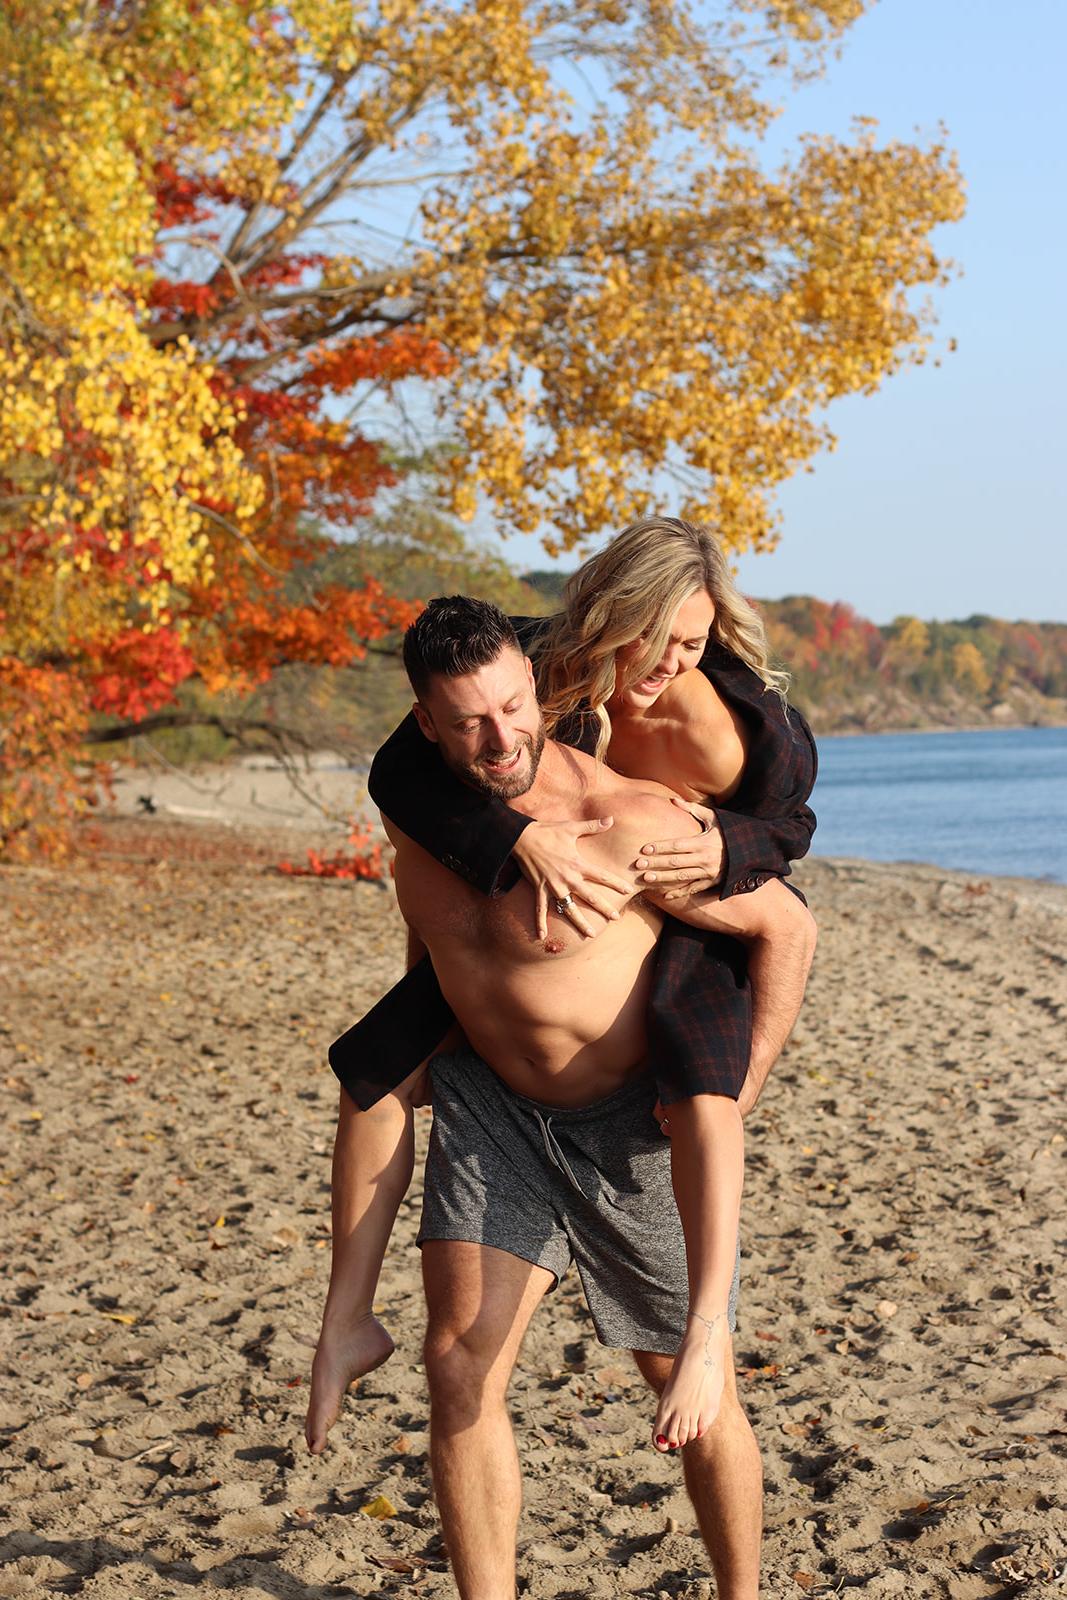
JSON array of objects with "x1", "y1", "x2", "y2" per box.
[{"x1": 809, "y1": 725, "x2": 1067, "y2": 885}]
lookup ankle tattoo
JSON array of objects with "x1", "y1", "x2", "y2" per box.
[{"x1": 687, "y1": 1309, "x2": 727, "y2": 1369}]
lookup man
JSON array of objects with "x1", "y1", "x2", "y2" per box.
[{"x1": 306, "y1": 599, "x2": 816, "y2": 1600}]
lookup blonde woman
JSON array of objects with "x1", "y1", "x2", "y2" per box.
[
  {"x1": 309, "y1": 536, "x2": 816, "y2": 1600},
  {"x1": 336, "y1": 516, "x2": 816, "y2": 1115},
  {"x1": 515, "y1": 516, "x2": 806, "y2": 942}
]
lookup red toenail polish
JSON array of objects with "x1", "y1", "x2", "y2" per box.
[{"x1": 656, "y1": 1434, "x2": 667, "y2": 1445}]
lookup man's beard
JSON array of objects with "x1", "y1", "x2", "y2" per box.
[{"x1": 447, "y1": 718, "x2": 546, "y2": 799}]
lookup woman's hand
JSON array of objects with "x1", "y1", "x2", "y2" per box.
[
  {"x1": 511, "y1": 816, "x2": 635, "y2": 940},
  {"x1": 635, "y1": 796, "x2": 725, "y2": 900}
]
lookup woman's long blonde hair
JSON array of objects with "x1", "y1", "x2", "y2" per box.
[{"x1": 535, "y1": 516, "x2": 788, "y2": 757}]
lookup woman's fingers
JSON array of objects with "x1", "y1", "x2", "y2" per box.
[
  {"x1": 638, "y1": 847, "x2": 705, "y2": 869},
  {"x1": 661, "y1": 876, "x2": 719, "y2": 901},
  {"x1": 671, "y1": 795, "x2": 718, "y2": 825},
  {"x1": 560, "y1": 901, "x2": 594, "y2": 938},
  {"x1": 639, "y1": 838, "x2": 706, "y2": 861},
  {"x1": 572, "y1": 887, "x2": 622, "y2": 923},
  {"x1": 640, "y1": 796, "x2": 718, "y2": 859},
  {"x1": 581, "y1": 864, "x2": 636, "y2": 896},
  {"x1": 640, "y1": 863, "x2": 712, "y2": 885},
  {"x1": 573, "y1": 814, "x2": 614, "y2": 836},
  {"x1": 535, "y1": 883, "x2": 549, "y2": 943}
]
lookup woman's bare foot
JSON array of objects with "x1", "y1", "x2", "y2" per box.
[
  {"x1": 305, "y1": 1311, "x2": 395, "y2": 1454},
  {"x1": 653, "y1": 1310, "x2": 728, "y2": 1452}
]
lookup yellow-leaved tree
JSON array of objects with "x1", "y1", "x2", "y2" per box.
[{"x1": 1, "y1": 0, "x2": 964, "y2": 856}]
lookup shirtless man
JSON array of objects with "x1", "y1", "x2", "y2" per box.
[{"x1": 306, "y1": 599, "x2": 816, "y2": 1600}]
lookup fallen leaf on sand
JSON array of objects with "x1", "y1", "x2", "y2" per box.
[
  {"x1": 371, "y1": 1556, "x2": 429, "y2": 1574},
  {"x1": 876, "y1": 1299, "x2": 899, "y2": 1318},
  {"x1": 102, "y1": 1312, "x2": 136, "y2": 1325},
  {"x1": 594, "y1": 1364, "x2": 631, "y2": 1388},
  {"x1": 781, "y1": 1421, "x2": 809, "y2": 1437},
  {"x1": 391, "y1": 1435, "x2": 411, "y2": 1453},
  {"x1": 792, "y1": 1575, "x2": 817, "y2": 1592},
  {"x1": 360, "y1": 1494, "x2": 397, "y2": 1519},
  {"x1": 755, "y1": 1330, "x2": 780, "y2": 1342}
]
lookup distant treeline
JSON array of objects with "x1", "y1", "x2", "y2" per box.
[
  {"x1": 759, "y1": 598, "x2": 1067, "y2": 731},
  {"x1": 522, "y1": 573, "x2": 1067, "y2": 733}
]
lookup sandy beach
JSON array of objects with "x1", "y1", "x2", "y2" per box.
[{"x1": 1, "y1": 801, "x2": 1065, "y2": 1599}]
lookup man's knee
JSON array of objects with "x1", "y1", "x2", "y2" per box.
[{"x1": 424, "y1": 1321, "x2": 509, "y2": 1417}]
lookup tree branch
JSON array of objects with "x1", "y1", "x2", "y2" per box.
[{"x1": 85, "y1": 711, "x2": 315, "y2": 749}]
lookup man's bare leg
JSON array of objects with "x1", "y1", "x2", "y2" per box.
[
  {"x1": 633, "y1": 1344, "x2": 762, "y2": 1600},
  {"x1": 422, "y1": 1241, "x2": 554, "y2": 1600}
]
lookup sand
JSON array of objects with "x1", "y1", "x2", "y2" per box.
[{"x1": 1, "y1": 809, "x2": 1065, "y2": 1599}]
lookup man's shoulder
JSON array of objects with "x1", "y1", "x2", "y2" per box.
[
  {"x1": 543, "y1": 741, "x2": 699, "y2": 848},
  {"x1": 592, "y1": 775, "x2": 699, "y2": 862}
]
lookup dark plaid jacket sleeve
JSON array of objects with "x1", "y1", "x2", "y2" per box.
[
  {"x1": 368, "y1": 713, "x2": 531, "y2": 898},
  {"x1": 328, "y1": 954, "x2": 452, "y2": 1111},
  {"x1": 648, "y1": 646, "x2": 818, "y2": 1106},
  {"x1": 700, "y1": 644, "x2": 818, "y2": 900}
]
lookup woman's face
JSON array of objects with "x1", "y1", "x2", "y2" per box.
[{"x1": 613, "y1": 588, "x2": 716, "y2": 710}]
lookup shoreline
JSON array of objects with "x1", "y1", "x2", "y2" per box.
[
  {"x1": 806, "y1": 851, "x2": 1067, "y2": 895},
  {"x1": 812, "y1": 719, "x2": 1067, "y2": 740},
  {"x1": 93, "y1": 752, "x2": 1067, "y2": 891}
]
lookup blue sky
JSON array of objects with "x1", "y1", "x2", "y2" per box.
[{"x1": 496, "y1": 0, "x2": 1066, "y2": 624}]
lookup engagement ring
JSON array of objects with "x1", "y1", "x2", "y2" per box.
[{"x1": 552, "y1": 894, "x2": 574, "y2": 914}]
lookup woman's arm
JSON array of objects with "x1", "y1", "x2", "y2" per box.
[
  {"x1": 636, "y1": 655, "x2": 818, "y2": 901},
  {"x1": 368, "y1": 711, "x2": 532, "y2": 897},
  {"x1": 368, "y1": 701, "x2": 630, "y2": 933}
]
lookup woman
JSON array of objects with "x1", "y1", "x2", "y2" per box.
[
  {"x1": 507, "y1": 515, "x2": 801, "y2": 938},
  {"x1": 331, "y1": 515, "x2": 816, "y2": 1112},
  {"x1": 309, "y1": 518, "x2": 816, "y2": 1466}
]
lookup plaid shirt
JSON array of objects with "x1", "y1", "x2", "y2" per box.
[{"x1": 330, "y1": 630, "x2": 816, "y2": 1110}]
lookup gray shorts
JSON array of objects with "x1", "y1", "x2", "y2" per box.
[{"x1": 417, "y1": 1047, "x2": 740, "y2": 1355}]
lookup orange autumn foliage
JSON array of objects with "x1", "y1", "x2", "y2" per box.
[
  {"x1": 0, "y1": 659, "x2": 108, "y2": 861},
  {"x1": 277, "y1": 824, "x2": 389, "y2": 881},
  {"x1": 1, "y1": 1, "x2": 963, "y2": 857}
]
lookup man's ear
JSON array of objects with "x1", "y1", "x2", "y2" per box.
[
  {"x1": 412, "y1": 700, "x2": 438, "y2": 743},
  {"x1": 524, "y1": 655, "x2": 536, "y2": 691}
]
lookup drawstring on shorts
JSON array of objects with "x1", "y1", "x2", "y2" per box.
[{"x1": 532, "y1": 1109, "x2": 587, "y2": 1199}]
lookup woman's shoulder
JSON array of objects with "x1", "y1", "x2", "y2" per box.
[
  {"x1": 661, "y1": 663, "x2": 737, "y2": 732},
  {"x1": 656, "y1": 669, "x2": 749, "y2": 802}
]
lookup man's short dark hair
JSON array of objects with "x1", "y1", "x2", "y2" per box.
[{"x1": 402, "y1": 596, "x2": 521, "y2": 700}]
